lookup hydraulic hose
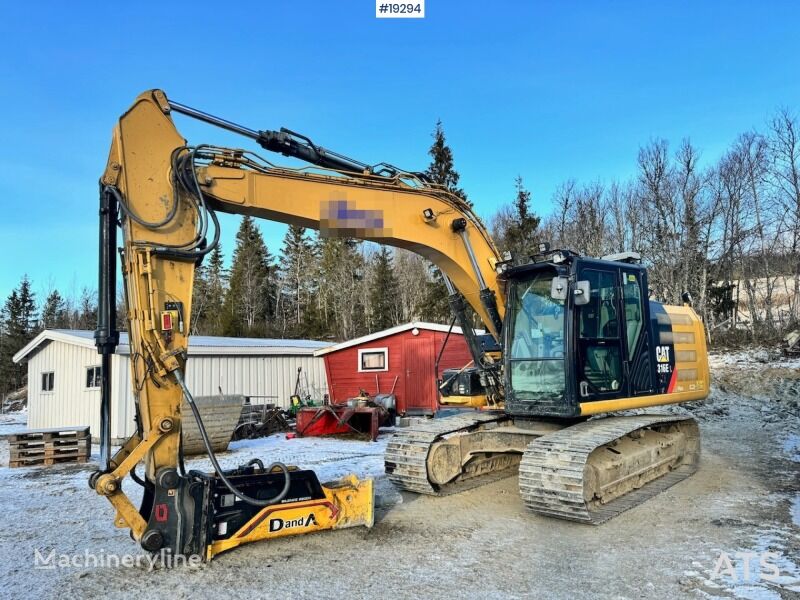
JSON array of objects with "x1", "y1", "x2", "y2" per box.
[
  {"x1": 173, "y1": 369, "x2": 291, "y2": 506},
  {"x1": 106, "y1": 184, "x2": 178, "y2": 230}
]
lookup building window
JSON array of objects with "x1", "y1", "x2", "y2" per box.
[
  {"x1": 41, "y1": 372, "x2": 54, "y2": 392},
  {"x1": 358, "y1": 348, "x2": 388, "y2": 372},
  {"x1": 86, "y1": 366, "x2": 102, "y2": 389}
]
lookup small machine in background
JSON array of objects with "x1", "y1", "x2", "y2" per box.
[
  {"x1": 288, "y1": 366, "x2": 321, "y2": 417},
  {"x1": 295, "y1": 375, "x2": 397, "y2": 442}
]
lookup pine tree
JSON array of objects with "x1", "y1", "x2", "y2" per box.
[
  {"x1": 41, "y1": 289, "x2": 69, "y2": 329},
  {"x1": 315, "y1": 237, "x2": 367, "y2": 340},
  {"x1": 223, "y1": 217, "x2": 274, "y2": 336},
  {"x1": 367, "y1": 247, "x2": 401, "y2": 331},
  {"x1": 502, "y1": 176, "x2": 541, "y2": 263},
  {"x1": 191, "y1": 260, "x2": 211, "y2": 335},
  {"x1": 192, "y1": 245, "x2": 228, "y2": 335},
  {"x1": 0, "y1": 276, "x2": 38, "y2": 394},
  {"x1": 419, "y1": 268, "x2": 454, "y2": 324},
  {"x1": 426, "y1": 119, "x2": 468, "y2": 203},
  {"x1": 418, "y1": 119, "x2": 469, "y2": 323},
  {"x1": 277, "y1": 226, "x2": 317, "y2": 336},
  {"x1": 204, "y1": 244, "x2": 228, "y2": 335}
]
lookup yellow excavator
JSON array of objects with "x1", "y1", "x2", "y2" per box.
[{"x1": 91, "y1": 90, "x2": 709, "y2": 560}]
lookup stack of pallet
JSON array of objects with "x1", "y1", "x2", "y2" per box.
[{"x1": 8, "y1": 426, "x2": 91, "y2": 468}]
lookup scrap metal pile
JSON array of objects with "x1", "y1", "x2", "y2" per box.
[{"x1": 232, "y1": 404, "x2": 291, "y2": 440}]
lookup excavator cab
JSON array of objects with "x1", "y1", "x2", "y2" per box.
[{"x1": 502, "y1": 252, "x2": 698, "y2": 419}]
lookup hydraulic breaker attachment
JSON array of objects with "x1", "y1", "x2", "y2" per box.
[
  {"x1": 130, "y1": 463, "x2": 373, "y2": 561},
  {"x1": 204, "y1": 470, "x2": 374, "y2": 560}
]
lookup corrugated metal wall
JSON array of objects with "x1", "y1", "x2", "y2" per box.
[
  {"x1": 27, "y1": 340, "x2": 107, "y2": 438},
  {"x1": 112, "y1": 353, "x2": 134, "y2": 441},
  {"x1": 28, "y1": 342, "x2": 328, "y2": 440},
  {"x1": 184, "y1": 355, "x2": 328, "y2": 406}
]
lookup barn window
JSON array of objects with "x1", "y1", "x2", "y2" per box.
[
  {"x1": 41, "y1": 372, "x2": 54, "y2": 392},
  {"x1": 358, "y1": 348, "x2": 388, "y2": 372},
  {"x1": 86, "y1": 366, "x2": 102, "y2": 389}
]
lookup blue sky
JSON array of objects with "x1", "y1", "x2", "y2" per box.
[{"x1": 0, "y1": 1, "x2": 798, "y2": 302}]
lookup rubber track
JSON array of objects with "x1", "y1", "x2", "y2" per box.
[
  {"x1": 518, "y1": 414, "x2": 700, "y2": 524},
  {"x1": 384, "y1": 412, "x2": 509, "y2": 495}
]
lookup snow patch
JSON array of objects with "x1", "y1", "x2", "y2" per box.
[
  {"x1": 708, "y1": 349, "x2": 800, "y2": 370},
  {"x1": 783, "y1": 433, "x2": 800, "y2": 463},
  {"x1": 684, "y1": 529, "x2": 800, "y2": 598},
  {"x1": 0, "y1": 408, "x2": 28, "y2": 434}
]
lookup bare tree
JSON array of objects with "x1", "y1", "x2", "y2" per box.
[{"x1": 770, "y1": 110, "x2": 800, "y2": 323}]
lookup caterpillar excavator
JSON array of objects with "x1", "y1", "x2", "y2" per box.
[{"x1": 91, "y1": 90, "x2": 709, "y2": 561}]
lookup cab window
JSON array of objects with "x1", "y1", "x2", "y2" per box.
[
  {"x1": 622, "y1": 271, "x2": 643, "y2": 353},
  {"x1": 508, "y1": 270, "x2": 566, "y2": 402}
]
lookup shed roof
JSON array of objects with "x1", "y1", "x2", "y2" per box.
[
  {"x1": 13, "y1": 329, "x2": 330, "y2": 364},
  {"x1": 313, "y1": 321, "x2": 469, "y2": 357}
]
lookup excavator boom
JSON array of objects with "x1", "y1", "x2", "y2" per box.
[{"x1": 91, "y1": 90, "x2": 505, "y2": 560}]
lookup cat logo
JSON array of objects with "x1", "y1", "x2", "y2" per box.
[
  {"x1": 655, "y1": 346, "x2": 671, "y2": 364},
  {"x1": 269, "y1": 513, "x2": 318, "y2": 533}
]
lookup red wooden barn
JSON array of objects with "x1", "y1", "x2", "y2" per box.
[{"x1": 314, "y1": 322, "x2": 474, "y2": 415}]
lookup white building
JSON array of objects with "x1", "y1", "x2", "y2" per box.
[{"x1": 13, "y1": 330, "x2": 329, "y2": 442}]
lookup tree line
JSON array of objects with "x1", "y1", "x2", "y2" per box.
[
  {"x1": 0, "y1": 279, "x2": 100, "y2": 395},
  {"x1": 3, "y1": 109, "x2": 800, "y2": 395},
  {"x1": 190, "y1": 107, "x2": 800, "y2": 342},
  {"x1": 513, "y1": 110, "x2": 800, "y2": 341}
]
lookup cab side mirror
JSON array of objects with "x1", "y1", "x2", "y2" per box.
[
  {"x1": 574, "y1": 280, "x2": 591, "y2": 305},
  {"x1": 550, "y1": 276, "x2": 568, "y2": 301}
]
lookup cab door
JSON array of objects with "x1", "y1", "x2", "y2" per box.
[
  {"x1": 574, "y1": 266, "x2": 625, "y2": 401},
  {"x1": 621, "y1": 269, "x2": 654, "y2": 395}
]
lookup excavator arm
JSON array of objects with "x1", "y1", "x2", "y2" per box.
[{"x1": 91, "y1": 90, "x2": 506, "y2": 560}]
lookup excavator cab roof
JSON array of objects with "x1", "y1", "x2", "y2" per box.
[{"x1": 503, "y1": 249, "x2": 646, "y2": 281}]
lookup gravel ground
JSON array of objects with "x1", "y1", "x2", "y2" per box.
[{"x1": 0, "y1": 352, "x2": 797, "y2": 599}]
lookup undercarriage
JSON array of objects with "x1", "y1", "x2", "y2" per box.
[{"x1": 385, "y1": 412, "x2": 700, "y2": 523}]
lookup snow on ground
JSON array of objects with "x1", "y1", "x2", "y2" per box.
[
  {"x1": 0, "y1": 430, "x2": 394, "y2": 504},
  {"x1": 682, "y1": 526, "x2": 800, "y2": 599},
  {"x1": 707, "y1": 348, "x2": 800, "y2": 370},
  {"x1": 190, "y1": 432, "x2": 390, "y2": 484},
  {"x1": 0, "y1": 408, "x2": 28, "y2": 435},
  {"x1": 0, "y1": 351, "x2": 798, "y2": 599},
  {"x1": 676, "y1": 350, "x2": 800, "y2": 598}
]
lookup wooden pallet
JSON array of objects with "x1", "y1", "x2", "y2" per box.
[
  {"x1": 7, "y1": 426, "x2": 91, "y2": 469},
  {"x1": 10, "y1": 444, "x2": 89, "y2": 459},
  {"x1": 8, "y1": 426, "x2": 90, "y2": 443}
]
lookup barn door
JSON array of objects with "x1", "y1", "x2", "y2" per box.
[{"x1": 403, "y1": 337, "x2": 436, "y2": 414}]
